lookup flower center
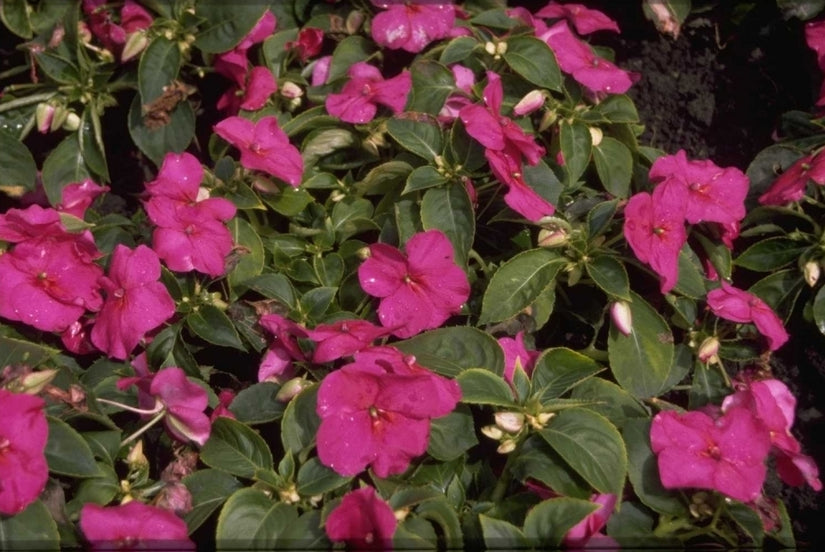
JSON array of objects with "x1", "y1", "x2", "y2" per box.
[
  {"x1": 361, "y1": 83, "x2": 373, "y2": 96},
  {"x1": 113, "y1": 288, "x2": 125, "y2": 299},
  {"x1": 689, "y1": 181, "x2": 708, "y2": 194},
  {"x1": 249, "y1": 142, "x2": 263, "y2": 154},
  {"x1": 0, "y1": 436, "x2": 10, "y2": 454},
  {"x1": 653, "y1": 226, "x2": 665, "y2": 236}
]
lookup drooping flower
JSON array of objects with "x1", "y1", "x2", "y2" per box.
[
  {"x1": 325, "y1": 62, "x2": 411, "y2": 124},
  {"x1": 311, "y1": 55, "x2": 332, "y2": 86},
  {"x1": 562, "y1": 493, "x2": 619, "y2": 548},
  {"x1": 0, "y1": 390, "x2": 49, "y2": 515},
  {"x1": 216, "y1": 65, "x2": 278, "y2": 114},
  {"x1": 649, "y1": 150, "x2": 748, "y2": 225},
  {"x1": 370, "y1": 1, "x2": 455, "y2": 53},
  {"x1": 758, "y1": 151, "x2": 825, "y2": 206},
  {"x1": 80, "y1": 501, "x2": 193, "y2": 550},
  {"x1": 358, "y1": 230, "x2": 469, "y2": 338},
  {"x1": 535, "y1": 2, "x2": 620, "y2": 35},
  {"x1": 623, "y1": 183, "x2": 688, "y2": 294},
  {"x1": 706, "y1": 281, "x2": 789, "y2": 351},
  {"x1": 91, "y1": 244, "x2": 176, "y2": 360},
  {"x1": 650, "y1": 407, "x2": 771, "y2": 503},
  {"x1": 213, "y1": 115, "x2": 304, "y2": 186},
  {"x1": 82, "y1": 0, "x2": 153, "y2": 57},
  {"x1": 539, "y1": 21, "x2": 637, "y2": 95},
  {"x1": 307, "y1": 319, "x2": 389, "y2": 363},
  {"x1": 0, "y1": 204, "x2": 65, "y2": 243},
  {"x1": 438, "y1": 64, "x2": 475, "y2": 122},
  {"x1": 325, "y1": 487, "x2": 397, "y2": 550},
  {"x1": 286, "y1": 27, "x2": 324, "y2": 61},
  {"x1": 498, "y1": 331, "x2": 540, "y2": 383},
  {"x1": 57, "y1": 179, "x2": 110, "y2": 218},
  {"x1": 257, "y1": 313, "x2": 308, "y2": 383},
  {"x1": 316, "y1": 346, "x2": 461, "y2": 477}
]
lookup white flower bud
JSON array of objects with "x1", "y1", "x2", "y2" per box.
[
  {"x1": 610, "y1": 301, "x2": 633, "y2": 336},
  {"x1": 804, "y1": 260, "x2": 820, "y2": 287},
  {"x1": 495, "y1": 412, "x2": 525, "y2": 434}
]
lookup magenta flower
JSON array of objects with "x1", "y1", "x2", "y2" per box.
[
  {"x1": 562, "y1": 493, "x2": 618, "y2": 548},
  {"x1": 706, "y1": 281, "x2": 789, "y2": 351},
  {"x1": 258, "y1": 314, "x2": 307, "y2": 383},
  {"x1": 438, "y1": 65, "x2": 475, "y2": 122},
  {"x1": 0, "y1": 234, "x2": 104, "y2": 333},
  {"x1": 286, "y1": 27, "x2": 324, "y2": 61},
  {"x1": 311, "y1": 55, "x2": 332, "y2": 86},
  {"x1": 325, "y1": 487, "x2": 397, "y2": 550},
  {"x1": 623, "y1": 183, "x2": 688, "y2": 294},
  {"x1": 307, "y1": 319, "x2": 389, "y2": 363},
  {"x1": 217, "y1": 65, "x2": 278, "y2": 114},
  {"x1": 486, "y1": 147, "x2": 557, "y2": 221},
  {"x1": 80, "y1": 501, "x2": 193, "y2": 550},
  {"x1": 144, "y1": 152, "x2": 236, "y2": 219},
  {"x1": 57, "y1": 179, "x2": 109, "y2": 218},
  {"x1": 649, "y1": 150, "x2": 748, "y2": 225},
  {"x1": 358, "y1": 230, "x2": 470, "y2": 338},
  {"x1": 806, "y1": 19, "x2": 825, "y2": 70},
  {"x1": 535, "y1": 2, "x2": 620, "y2": 35},
  {"x1": 91, "y1": 244, "x2": 176, "y2": 360},
  {"x1": 370, "y1": 1, "x2": 455, "y2": 53},
  {"x1": 540, "y1": 21, "x2": 636, "y2": 95},
  {"x1": 0, "y1": 204, "x2": 64, "y2": 242},
  {"x1": 498, "y1": 331, "x2": 540, "y2": 383},
  {"x1": 82, "y1": 0, "x2": 152, "y2": 56},
  {"x1": 650, "y1": 407, "x2": 771, "y2": 503},
  {"x1": 316, "y1": 346, "x2": 461, "y2": 477},
  {"x1": 758, "y1": 151, "x2": 825, "y2": 206},
  {"x1": 213, "y1": 115, "x2": 304, "y2": 186},
  {"x1": 325, "y1": 62, "x2": 411, "y2": 124},
  {"x1": 0, "y1": 390, "x2": 48, "y2": 515}
]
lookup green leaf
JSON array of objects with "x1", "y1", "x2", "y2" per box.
[
  {"x1": 0, "y1": 500, "x2": 59, "y2": 550},
  {"x1": 331, "y1": 197, "x2": 376, "y2": 242},
  {"x1": 299, "y1": 286, "x2": 337, "y2": 320},
  {"x1": 45, "y1": 417, "x2": 100, "y2": 477},
  {"x1": 82, "y1": 430, "x2": 121, "y2": 465},
  {"x1": 427, "y1": 405, "x2": 478, "y2": 461},
  {"x1": 128, "y1": 94, "x2": 195, "y2": 166},
  {"x1": 510, "y1": 435, "x2": 592, "y2": 499},
  {"x1": 0, "y1": 0, "x2": 34, "y2": 38},
  {"x1": 532, "y1": 347, "x2": 604, "y2": 401},
  {"x1": 229, "y1": 382, "x2": 286, "y2": 425},
  {"x1": 216, "y1": 488, "x2": 298, "y2": 547},
  {"x1": 228, "y1": 217, "x2": 265, "y2": 291},
  {"x1": 539, "y1": 408, "x2": 627, "y2": 496},
  {"x1": 480, "y1": 249, "x2": 564, "y2": 324},
  {"x1": 0, "y1": 336, "x2": 58, "y2": 368},
  {"x1": 560, "y1": 121, "x2": 592, "y2": 187},
  {"x1": 446, "y1": 119, "x2": 486, "y2": 172},
  {"x1": 673, "y1": 246, "x2": 707, "y2": 299},
  {"x1": 386, "y1": 117, "x2": 443, "y2": 161},
  {"x1": 593, "y1": 137, "x2": 632, "y2": 198},
  {"x1": 394, "y1": 327, "x2": 505, "y2": 377},
  {"x1": 416, "y1": 497, "x2": 463, "y2": 548},
  {"x1": 242, "y1": 273, "x2": 297, "y2": 307},
  {"x1": 728, "y1": 501, "x2": 765, "y2": 546},
  {"x1": 777, "y1": 0, "x2": 825, "y2": 20},
  {"x1": 439, "y1": 36, "x2": 478, "y2": 65},
  {"x1": 523, "y1": 497, "x2": 599, "y2": 547},
  {"x1": 313, "y1": 253, "x2": 344, "y2": 287},
  {"x1": 138, "y1": 37, "x2": 181, "y2": 103},
  {"x1": 201, "y1": 417, "x2": 274, "y2": 479},
  {"x1": 735, "y1": 237, "x2": 810, "y2": 272},
  {"x1": 0, "y1": 128, "x2": 37, "y2": 195},
  {"x1": 570, "y1": 378, "x2": 648, "y2": 430},
  {"x1": 585, "y1": 254, "x2": 631, "y2": 301},
  {"x1": 79, "y1": 108, "x2": 109, "y2": 181},
  {"x1": 41, "y1": 134, "x2": 90, "y2": 206},
  {"x1": 814, "y1": 285, "x2": 825, "y2": 337},
  {"x1": 608, "y1": 291, "x2": 675, "y2": 398},
  {"x1": 407, "y1": 59, "x2": 455, "y2": 115},
  {"x1": 296, "y1": 457, "x2": 351, "y2": 496},
  {"x1": 622, "y1": 419, "x2": 687, "y2": 516},
  {"x1": 262, "y1": 29, "x2": 298, "y2": 78},
  {"x1": 281, "y1": 385, "x2": 320, "y2": 453},
  {"x1": 479, "y1": 515, "x2": 529, "y2": 549},
  {"x1": 695, "y1": 233, "x2": 732, "y2": 281},
  {"x1": 502, "y1": 36, "x2": 562, "y2": 91},
  {"x1": 421, "y1": 185, "x2": 475, "y2": 267},
  {"x1": 749, "y1": 269, "x2": 804, "y2": 321},
  {"x1": 261, "y1": 187, "x2": 314, "y2": 217},
  {"x1": 183, "y1": 469, "x2": 243, "y2": 534},
  {"x1": 194, "y1": 4, "x2": 268, "y2": 53},
  {"x1": 328, "y1": 36, "x2": 376, "y2": 81},
  {"x1": 187, "y1": 305, "x2": 245, "y2": 350},
  {"x1": 403, "y1": 165, "x2": 449, "y2": 195},
  {"x1": 594, "y1": 95, "x2": 640, "y2": 123},
  {"x1": 457, "y1": 369, "x2": 515, "y2": 406}
]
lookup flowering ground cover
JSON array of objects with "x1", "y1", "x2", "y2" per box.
[{"x1": 1, "y1": 0, "x2": 825, "y2": 548}]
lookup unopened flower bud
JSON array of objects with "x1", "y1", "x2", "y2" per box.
[
  {"x1": 17, "y1": 369, "x2": 58, "y2": 395},
  {"x1": 36, "y1": 103, "x2": 55, "y2": 134},
  {"x1": 697, "y1": 336, "x2": 720, "y2": 364},
  {"x1": 496, "y1": 42, "x2": 508, "y2": 56},
  {"x1": 539, "y1": 109, "x2": 558, "y2": 132},
  {"x1": 50, "y1": 105, "x2": 69, "y2": 132},
  {"x1": 497, "y1": 439, "x2": 517, "y2": 454},
  {"x1": 394, "y1": 507, "x2": 410, "y2": 522},
  {"x1": 278, "y1": 483, "x2": 300, "y2": 504},
  {"x1": 484, "y1": 41, "x2": 497, "y2": 56},
  {"x1": 275, "y1": 377, "x2": 311, "y2": 403},
  {"x1": 281, "y1": 81, "x2": 303, "y2": 99},
  {"x1": 251, "y1": 176, "x2": 279, "y2": 194},
  {"x1": 610, "y1": 301, "x2": 632, "y2": 336},
  {"x1": 154, "y1": 482, "x2": 193, "y2": 516},
  {"x1": 122, "y1": 30, "x2": 149, "y2": 62},
  {"x1": 356, "y1": 246, "x2": 371, "y2": 260},
  {"x1": 329, "y1": 190, "x2": 346, "y2": 202},
  {"x1": 126, "y1": 441, "x2": 149, "y2": 471},
  {"x1": 346, "y1": 10, "x2": 365, "y2": 34},
  {"x1": 62, "y1": 112, "x2": 80, "y2": 132},
  {"x1": 495, "y1": 412, "x2": 525, "y2": 434},
  {"x1": 481, "y1": 425, "x2": 504, "y2": 440},
  {"x1": 513, "y1": 90, "x2": 544, "y2": 116},
  {"x1": 537, "y1": 227, "x2": 568, "y2": 248},
  {"x1": 804, "y1": 260, "x2": 820, "y2": 287},
  {"x1": 588, "y1": 127, "x2": 603, "y2": 147}
]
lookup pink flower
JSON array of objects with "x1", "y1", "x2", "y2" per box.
[
  {"x1": 358, "y1": 230, "x2": 470, "y2": 338},
  {"x1": 805, "y1": 19, "x2": 825, "y2": 71},
  {"x1": 706, "y1": 281, "x2": 789, "y2": 351},
  {"x1": 370, "y1": 1, "x2": 455, "y2": 53},
  {"x1": 722, "y1": 377, "x2": 822, "y2": 491},
  {"x1": 236, "y1": 11, "x2": 277, "y2": 52},
  {"x1": 287, "y1": 27, "x2": 324, "y2": 61},
  {"x1": 210, "y1": 389, "x2": 237, "y2": 421},
  {"x1": 650, "y1": 150, "x2": 748, "y2": 225},
  {"x1": 650, "y1": 407, "x2": 771, "y2": 503},
  {"x1": 498, "y1": 331, "x2": 540, "y2": 383},
  {"x1": 562, "y1": 493, "x2": 618, "y2": 548},
  {"x1": 438, "y1": 65, "x2": 475, "y2": 122},
  {"x1": 758, "y1": 151, "x2": 825, "y2": 205},
  {"x1": 213, "y1": 116, "x2": 304, "y2": 186},
  {"x1": 258, "y1": 314, "x2": 307, "y2": 383},
  {"x1": 82, "y1": 0, "x2": 152, "y2": 55},
  {"x1": 623, "y1": 184, "x2": 688, "y2": 294},
  {"x1": 316, "y1": 346, "x2": 461, "y2": 477},
  {"x1": 217, "y1": 65, "x2": 278, "y2": 114},
  {"x1": 57, "y1": 179, "x2": 109, "y2": 218},
  {"x1": 307, "y1": 319, "x2": 389, "y2": 363},
  {"x1": 0, "y1": 204, "x2": 64, "y2": 242},
  {"x1": 0, "y1": 390, "x2": 48, "y2": 515},
  {"x1": 325, "y1": 487, "x2": 397, "y2": 550},
  {"x1": 540, "y1": 21, "x2": 636, "y2": 95},
  {"x1": 80, "y1": 501, "x2": 193, "y2": 549},
  {"x1": 311, "y1": 55, "x2": 332, "y2": 86},
  {"x1": 91, "y1": 244, "x2": 176, "y2": 360},
  {"x1": 535, "y1": 2, "x2": 620, "y2": 35},
  {"x1": 325, "y1": 62, "x2": 411, "y2": 124}
]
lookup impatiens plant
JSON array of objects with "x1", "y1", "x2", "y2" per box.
[{"x1": 1, "y1": 0, "x2": 824, "y2": 548}]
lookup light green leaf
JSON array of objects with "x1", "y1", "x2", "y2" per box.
[
  {"x1": 523, "y1": 497, "x2": 599, "y2": 547},
  {"x1": 386, "y1": 118, "x2": 443, "y2": 161},
  {"x1": 456, "y1": 369, "x2": 516, "y2": 407},
  {"x1": 183, "y1": 469, "x2": 243, "y2": 534},
  {"x1": 421, "y1": 185, "x2": 475, "y2": 268},
  {"x1": 0, "y1": 336, "x2": 58, "y2": 368},
  {"x1": 216, "y1": 488, "x2": 298, "y2": 547},
  {"x1": 201, "y1": 417, "x2": 274, "y2": 479},
  {"x1": 559, "y1": 121, "x2": 592, "y2": 187},
  {"x1": 194, "y1": 4, "x2": 268, "y2": 53},
  {"x1": 735, "y1": 237, "x2": 810, "y2": 272},
  {"x1": 296, "y1": 458, "x2": 351, "y2": 496},
  {"x1": 593, "y1": 137, "x2": 632, "y2": 198},
  {"x1": 394, "y1": 327, "x2": 505, "y2": 377},
  {"x1": 138, "y1": 37, "x2": 180, "y2": 103},
  {"x1": 228, "y1": 217, "x2": 265, "y2": 291},
  {"x1": 502, "y1": 36, "x2": 562, "y2": 91},
  {"x1": 281, "y1": 385, "x2": 320, "y2": 453},
  {"x1": 403, "y1": 165, "x2": 449, "y2": 195},
  {"x1": 41, "y1": 134, "x2": 90, "y2": 206},
  {"x1": 532, "y1": 347, "x2": 604, "y2": 401},
  {"x1": 427, "y1": 405, "x2": 478, "y2": 461},
  {"x1": 479, "y1": 515, "x2": 529, "y2": 549},
  {"x1": 328, "y1": 36, "x2": 376, "y2": 81}
]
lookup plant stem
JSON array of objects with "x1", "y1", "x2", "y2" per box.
[
  {"x1": 0, "y1": 91, "x2": 57, "y2": 113},
  {"x1": 121, "y1": 410, "x2": 166, "y2": 447}
]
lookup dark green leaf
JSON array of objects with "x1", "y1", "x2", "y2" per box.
[
  {"x1": 328, "y1": 36, "x2": 376, "y2": 82},
  {"x1": 439, "y1": 36, "x2": 478, "y2": 65},
  {"x1": 570, "y1": 378, "x2": 648, "y2": 430},
  {"x1": 187, "y1": 305, "x2": 245, "y2": 350},
  {"x1": 510, "y1": 435, "x2": 591, "y2": 499},
  {"x1": 201, "y1": 417, "x2": 274, "y2": 479},
  {"x1": 0, "y1": 0, "x2": 34, "y2": 38},
  {"x1": 79, "y1": 108, "x2": 109, "y2": 181},
  {"x1": 228, "y1": 217, "x2": 265, "y2": 292},
  {"x1": 33, "y1": 50, "x2": 79, "y2": 84},
  {"x1": 138, "y1": 37, "x2": 180, "y2": 103},
  {"x1": 480, "y1": 249, "x2": 564, "y2": 324},
  {"x1": 128, "y1": 94, "x2": 195, "y2": 166},
  {"x1": 216, "y1": 488, "x2": 298, "y2": 547},
  {"x1": 585, "y1": 254, "x2": 631, "y2": 301},
  {"x1": 593, "y1": 137, "x2": 632, "y2": 198},
  {"x1": 0, "y1": 336, "x2": 58, "y2": 368},
  {"x1": 523, "y1": 497, "x2": 599, "y2": 547},
  {"x1": 281, "y1": 385, "x2": 320, "y2": 453},
  {"x1": 403, "y1": 165, "x2": 449, "y2": 195},
  {"x1": 299, "y1": 287, "x2": 337, "y2": 320},
  {"x1": 183, "y1": 469, "x2": 243, "y2": 534},
  {"x1": 0, "y1": 128, "x2": 37, "y2": 195},
  {"x1": 421, "y1": 185, "x2": 475, "y2": 267},
  {"x1": 229, "y1": 382, "x2": 286, "y2": 425},
  {"x1": 296, "y1": 457, "x2": 351, "y2": 496},
  {"x1": 416, "y1": 497, "x2": 463, "y2": 548},
  {"x1": 470, "y1": 8, "x2": 518, "y2": 29},
  {"x1": 0, "y1": 500, "x2": 59, "y2": 550},
  {"x1": 242, "y1": 273, "x2": 297, "y2": 307},
  {"x1": 503, "y1": 36, "x2": 562, "y2": 91},
  {"x1": 735, "y1": 237, "x2": 810, "y2": 271},
  {"x1": 82, "y1": 430, "x2": 122, "y2": 465},
  {"x1": 532, "y1": 347, "x2": 604, "y2": 401},
  {"x1": 479, "y1": 515, "x2": 529, "y2": 549},
  {"x1": 814, "y1": 285, "x2": 825, "y2": 337},
  {"x1": 407, "y1": 60, "x2": 455, "y2": 115},
  {"x1": 395, "y1": 327, "x2": 505, "y2": 377},
  {"x1": 587, "y1": 200, "x2": 619, "y2": 239},
  {"x1": 194, "y1": 4, "x2": 268, "y2": 53},
  {"x1": 427, "y1": 405, "x2": 478, "y2": 461},
  {"x1": 457, "y1": 369, "x2": 516, "y2": 406},
  {"x1": 594, "y1": 95, "x2": 640, "y2": 123},
  {"x1": 695, "y1": 233, "x2": 732, "y2": 281},
  {"x1": 560, "y1": 121, "x2": 592, "y2": 186},
  {"x1": 41, "y1": 134, "x2": 90, "y2": 206},
  {"x1": 386, "y1": 118, "x2": 443, "y2": 161},
  {"x1": 45, "y1": 417, "x2": 100, "y2": 477},
  {"x1": 673, "y1": 247, "x2": 707, "y2": 299}
]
